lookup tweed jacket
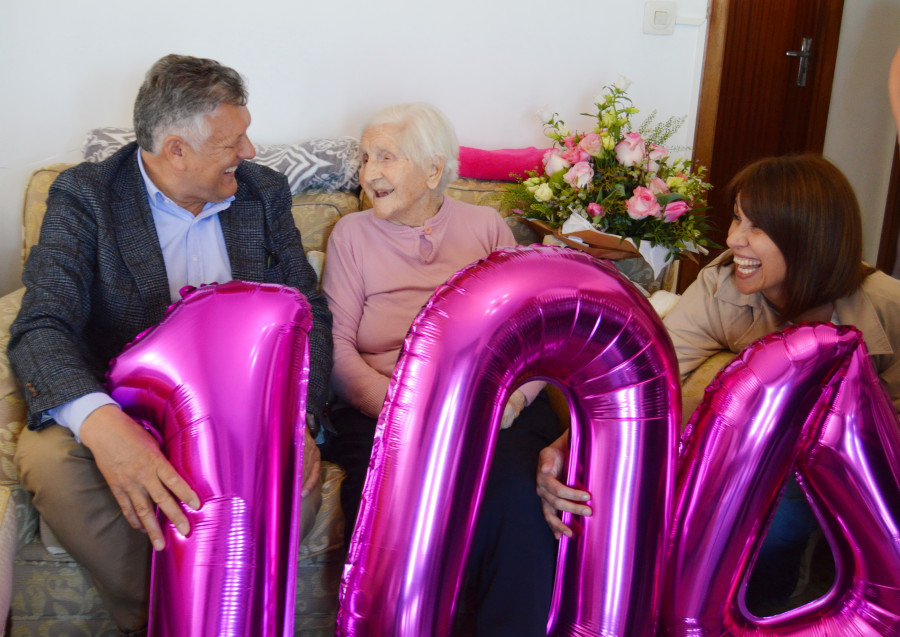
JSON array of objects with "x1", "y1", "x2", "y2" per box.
[
  {"x1": 8, "y1": 142, "x2": 332, "y2": 431},
  {"x1": 664, "y1": 250, "x2": 900, "y2": 414}
]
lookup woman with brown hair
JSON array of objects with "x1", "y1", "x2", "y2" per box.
[
  {"x1": 664, "y1": 154, "x2": 899, "y2": 406},
  {"x1": 662, "y1": 153, "x2": 900, "y2": 612}
]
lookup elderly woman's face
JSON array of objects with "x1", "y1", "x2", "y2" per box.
[
  {"x1": 726, "y1": 199, "x2": 787, "y2": 309},
  {"x1": 359, "y1": 124, "x2": 442, "y2": 226}
]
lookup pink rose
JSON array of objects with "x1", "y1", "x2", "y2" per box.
[
  {"x1": 647, "y1": 143, "x2": 667, "y2": 172},
  {"x1": 563, "y1": 161, "x2": 594, "y2": 189},
  {"x1": 587, "y1": 202, "x2": 605, "y2": 217},
  {"x1": 647, "y1": 176, "x2": 670, "y2": 195},
  {"x1": 559, "y1": 146, "x2": 590, "y2": 164},
  {"x1": 662, "y1": 200, "x2": 691, "y2": 223},
  {"x1": 578, "y1": 133, "x2": 605, "y2": 158},
  {"x1": 563, "y1": 135, "x2": 577, "y2": 149},
  {"x1": 614, "y1": 132, "x2": 646, "y2": 167},
  {"x1": 626, "y1": 186, "x2": 661, "y2": 220},
  {"x1": 543, "y1": 150, "x2": 571, "y2": 176}
]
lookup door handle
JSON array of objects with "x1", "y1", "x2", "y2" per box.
[{"x1": 786, "y1": 37, "x2": 813, "y2": 87}]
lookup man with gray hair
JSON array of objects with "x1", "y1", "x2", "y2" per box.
[{"x1": 9, "y1": 54, "x2": 332, "y2": 635}]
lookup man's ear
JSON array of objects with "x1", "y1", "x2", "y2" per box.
[
  {"x1": 160, "y1": 135, "x2": 188, "y2": 169},
  {"x1": 426, "y1": 155, "x2": 445, "y2": 190}
]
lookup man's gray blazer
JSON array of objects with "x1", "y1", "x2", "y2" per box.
[{"x1": 8, "y1": 142, "x2": 332, "y2": 432}]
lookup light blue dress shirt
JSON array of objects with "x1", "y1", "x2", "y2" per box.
[{"x1": 48, "y1": 149, "x2": 236, "y2": 439}]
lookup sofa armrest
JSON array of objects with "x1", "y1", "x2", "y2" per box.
[{"x1": 0, "y1": 287, "x2": 39, "y2": 550}]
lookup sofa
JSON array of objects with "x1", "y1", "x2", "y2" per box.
[{"x1": 0, "y1": 134, "x2": 553, "y2": 636}]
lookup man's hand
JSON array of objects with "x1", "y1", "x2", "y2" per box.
[
  {"x1": 79, "y1": 405, "x2": 200, "y2": 551},
  {"x1": 536, "y1": 430, "x2": 592, "y2": 539},
  {"x1": 301, "y1": 423, "x2": 321, "y2": 497}
]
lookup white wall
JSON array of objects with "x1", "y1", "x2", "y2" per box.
[
  {"x1": 0, "y1": 0, "x2": 895, "y2": 297},
  {"x1": 822, "y1": 0, "x2": 900, "y2": 265},
  {"x1": 0, "y1": 0, "x2": 710, "y2": 295}
]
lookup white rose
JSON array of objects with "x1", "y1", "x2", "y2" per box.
[
  {"x1": 534, "y1": 183, "x2": 554, "y2": 202},
  {"x1": 614, "y1": 75, "x2": 633, "y2": 91}
]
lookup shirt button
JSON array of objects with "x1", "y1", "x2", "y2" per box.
[{"x1": 424, "y1": 226, "x2": 433, "y2": 235}]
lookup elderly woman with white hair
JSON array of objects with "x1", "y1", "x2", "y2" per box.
[{"x1": 321, "y1": 102, "x2": 560, "y2": 636}]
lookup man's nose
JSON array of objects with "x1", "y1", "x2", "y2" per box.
[{"x1": 239, "y1": 137, "x2": 256, "y2": 161}]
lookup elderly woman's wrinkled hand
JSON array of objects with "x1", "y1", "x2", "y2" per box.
[{"x1": 536, "y1": 431, "x2": 592, "y2": 539}]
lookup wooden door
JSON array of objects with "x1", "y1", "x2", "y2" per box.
[{"x1": 679, "y1": 0, "x2": 844, "y2": 291}]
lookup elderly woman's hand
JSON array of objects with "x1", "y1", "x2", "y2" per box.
[{"x1": 536, "y1": 430, "x2": 592, "y2": 539}]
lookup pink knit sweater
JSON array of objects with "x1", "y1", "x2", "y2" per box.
[{"x1": 322, "y1": 197, "x2": 540, "y2": 418}]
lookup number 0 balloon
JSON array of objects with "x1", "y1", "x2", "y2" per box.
[
  {"x1": 106, "y1": 281, "x2": 314, "y2": 637},
  {"x1": 338, "y1": 245, "x2": 681, "y2": 636}
]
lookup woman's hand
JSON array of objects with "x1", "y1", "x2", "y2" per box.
[
  {"x1": 536, "y1": 430, "x2": 592, "y2": 539},
  {"x1": 500, "y1": 390, "x2": 527, "y2": 429}
]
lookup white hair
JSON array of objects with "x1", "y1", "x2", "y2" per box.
[{"x1": 362, "y1": 102, "x2": 460, "y2": 191}]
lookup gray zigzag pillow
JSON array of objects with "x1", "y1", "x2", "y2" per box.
[{"x1": 81, "y1": 127, "x2": 360, "y2": 193}]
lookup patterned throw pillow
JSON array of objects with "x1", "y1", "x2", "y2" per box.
[{"x1": 82, "y1": 128, "x2": 360, "y2": 193}]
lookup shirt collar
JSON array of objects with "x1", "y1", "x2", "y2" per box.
[{"x1": 713, "y1": 250, "x2": 893, "y2": 357}]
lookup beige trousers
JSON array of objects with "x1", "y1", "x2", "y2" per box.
[{"x1": 16, "y1": 424, "x2": 322, "y2": 632}]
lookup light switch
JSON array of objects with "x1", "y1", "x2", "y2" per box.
[{"x1": 643, "y1": 1, "x2": 677, "y2": 35}]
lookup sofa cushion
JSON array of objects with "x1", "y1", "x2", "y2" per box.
[
  {"x1": 82, "y1": 128, "x2": 361, "y2": 193},
  {"x1": 291, "y1": 191, "x2": 360, "y2": 254},
  {"x1": 0, "y1": 288, "x2": 38, "y2": 551}
]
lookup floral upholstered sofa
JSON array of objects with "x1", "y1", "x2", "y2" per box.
[{"x1": 0, "y1": 131, "x2": 543, "y2": 636}]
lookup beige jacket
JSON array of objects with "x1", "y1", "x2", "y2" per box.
[{"x1": 664, "y1": 251, "x2": 900, "y2": 414}]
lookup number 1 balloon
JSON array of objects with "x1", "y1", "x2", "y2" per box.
[
  {"x1": 106, "y1": 281, "x2": 313, "y2": 637},
  {"x1": 338, "y1": 245, "x2": 681, "y2": 637},
  {"x1": 660, "y1": 323, "x2": 900, "y2": 635}
]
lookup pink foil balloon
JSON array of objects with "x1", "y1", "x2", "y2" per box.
[
  {"x1": 106, "y1": 281, "x2": 313, "y2": 637},
  {"x1": 338, "y1": 245, "x2": 681, "y2": 637},
  {"x1": 660, "y1": 323, "x2": 900, "y2": 635}
]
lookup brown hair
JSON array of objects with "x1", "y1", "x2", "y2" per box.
[{"x1": 725, "y1": 154, "x2": 872, "y2": 320}]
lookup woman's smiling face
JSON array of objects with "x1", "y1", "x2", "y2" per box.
[
  {"x1": 726, "y1": 198, "x2": 788, "y2": 310},
  {"x1": 358, "y1": 124, "x2": 442, "y2": 227}
]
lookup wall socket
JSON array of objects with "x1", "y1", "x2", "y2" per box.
[{"x1": 643, "y1": 1, "x2": 677, "y2": 35}]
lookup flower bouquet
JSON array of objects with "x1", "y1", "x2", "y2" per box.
[{"x1": 505, "y1": 77, "x2": 714, "y2": 284}]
